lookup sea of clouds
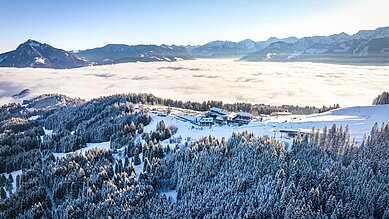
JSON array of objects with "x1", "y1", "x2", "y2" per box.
[{"x1": 0, "y1": 59, "x2": 388, "y2": 107}]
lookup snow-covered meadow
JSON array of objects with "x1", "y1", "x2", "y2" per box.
[
  {"x1": 44, "y1": 103, "x2": 389, "y2": 159},
  {"x1": 52, "y1": 141, "x2": 111, "y2": 159},
  {"x1": 0, "y1": 59, "x2": 388, "y2": 107},
  {"x1": 145, "y1": 104, "x2": 389, "y2": 148}
]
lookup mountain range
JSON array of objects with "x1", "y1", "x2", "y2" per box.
[
  {"x1": 0, "y1": 26, "x2": 387, "y2": 69},
  {"x1": 241, "y1": 27, "x2": 389, "y2": 64},
  {"x1": 75, "y1": 44, "x2": 193, "y2": 65},
  {"x1": 187, "y1": 37, "x2": 299, "y2": 58},
  {"x1": 0, "y1": 40, "x2": 193, "y2": 69}
]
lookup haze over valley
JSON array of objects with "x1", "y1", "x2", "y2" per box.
[{"x1": 1, "y1": 59, "x2": 388, "y2": 107}]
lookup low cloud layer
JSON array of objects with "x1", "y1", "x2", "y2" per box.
[
  {"x1": 157, "y1": 66, "x2": 205, "y2": 71},
  {"x1": 0, "y1": 59, "x2": 388, "y2": 107}
]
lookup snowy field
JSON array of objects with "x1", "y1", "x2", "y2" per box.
[
  {"x1": 0, "y1": 59, "x2": 388, "y2": 107},
  {"x1": 52, "y1": 141, "x2": 111, "y2": 159},
  {"x1": 146, "y1": 104, "x2": 389, "y2": 149}
]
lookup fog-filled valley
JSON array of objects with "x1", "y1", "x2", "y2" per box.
[{"x1": 1, "y1": 59, "x2": 388, "y2": 107}]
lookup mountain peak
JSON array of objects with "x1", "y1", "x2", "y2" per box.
[
  {"x1": 0, "y1": 40, "x2": 88, "y2": 69},
  {"x1": 26, "y1": 39, "x2": 39, "y2": 43},
  {"x1": 267, "y1": 37, "x2": 279, "y2": 41},
  {"x1": 238, "y1": 39, "x2": 255, "y2": 43},
  {"x1": 16, "y1": 39, "x2": 46, "y2": 51},
  {"x1": 353, "y1": 26, "x2": 389, "y2": 40},
  {"x1": 24, "y1": 39, "x2": 43, "y2": 46}
]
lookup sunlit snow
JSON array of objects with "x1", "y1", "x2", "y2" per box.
[
  {"x1": 146, "y1": 104, "x2": 389, "y2": 146},
  {"x1": 34, "y1": 57, "x2": 46, "y2": 64},
  {"x1": 53, "y1": 141, "x2": 110, "y2": 158},
  {"x1": 28, "y1": 115, "x2": 40, "y2": 120}
]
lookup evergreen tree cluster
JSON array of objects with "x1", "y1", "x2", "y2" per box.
[
  {"x1": 0, "y1": 94, "x2": 151, "y2": 175},
  {"x1": 373, "y1": 91, "x2": 389, "y2": 105},
  {"x1": 148, "y1": 121, "x2": 177, "y2": 142},
  {"x1": 1, "y1": 122, "x2": 387, "y2": 218},
  {"x1": 104, "y1": 93, "x2": 338, "y2": 115}
]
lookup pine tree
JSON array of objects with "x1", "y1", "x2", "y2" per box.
[
  {"x1": 124, "y1": 156, "x2": 129, "y2": 168},
  {"x1": 157, "y1": 142, "x2": 164, "y2": 158},
  {"x1": 0, "y1": 187, "x2": 6, "y2": 199},
  {"x1": 134, "y1": 152, "x2": 141, "y2": 166},
  {"x1": 166, "y1": 144, "x2": 171, "y2": 154},
  {"x1": 129, "y1": 121, "x2": 136, "y2": 135},
  {"x1": 164, "y1": 126, "x2": 172, "y2": 139},
  {"x1": 137, "y1": 123, "x2": 144, "y2": 134}
]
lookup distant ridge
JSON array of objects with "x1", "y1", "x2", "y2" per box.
[
  {"x1": 0, "y1": 26, "x2": 388, "y2": 69},
  {"x1": 75, "y1": 44, "x2": 192, "y2": 65},
  {"x1": 241, "y1": 26, "x2": 389, "y2": 64}
]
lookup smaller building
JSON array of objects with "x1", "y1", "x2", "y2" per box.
[
  {"x1": 208, "y1": 107, "x2": 229, "y2": 117},
  {"x1": 203, "y1": 107, "x2": 253, "y2": 125},
  {"x1": 215, "y1": 115, "x2": 225, "y2": 124},
  {"x1": 234, "y1": 112, "x2": 252, "y2": 124},
  {"x1": 225, "y1": 113, "x2": 237, "y2": 123},
  {"x1": 176, "y1": 114, "x2": 197, "y2": 123},
  {"x1": 198, "y1": 117, "x2": 214, "y2": 126}
]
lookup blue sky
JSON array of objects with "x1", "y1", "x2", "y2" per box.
[{"x1": 0, "y1": 0, "x2": 388, "y2": 52}]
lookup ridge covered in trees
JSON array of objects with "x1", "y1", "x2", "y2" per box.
[
  {"x1": 1, "y1": 123, "x2": 388, "y2": 218},
  {"x1": 120, "y1": 93, "x2": 339, "y2": 115},
  {"x1": 0, "y1": 93, "x2": 387, "y2": 218}
]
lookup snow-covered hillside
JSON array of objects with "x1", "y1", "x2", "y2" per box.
[
  {"x1": 9, "y1": 101, "x2": 385, "y2": 196},
  {"x1": 2, "y1": 96, "x2": 387, "y2": 218},
  {"x1": 46, "y1": 104, "x2": 388, "y2": 158},
  {"x1": 143, "y1": 105, "x2": 388, "y2": 150},
  {"x1": 280, "y1": 105, "x2": 389, "y2": 139}
]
